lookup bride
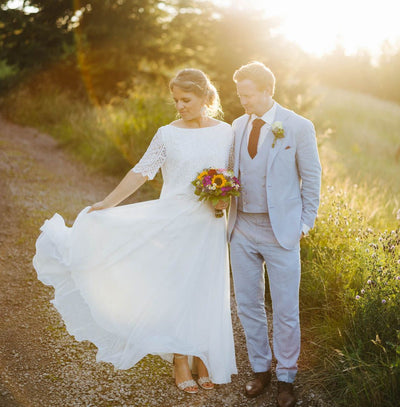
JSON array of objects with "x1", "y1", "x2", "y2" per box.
[{"x1": 33, "y1": 68, "x2": 237, "y2": 394}]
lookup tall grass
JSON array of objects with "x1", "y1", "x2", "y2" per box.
[
  {"x1": 301, "y1": 186, "x2": 399, "y2": 406},
  {"x1": 301, "y1": 87, "x2": 400, "y2": 406}
]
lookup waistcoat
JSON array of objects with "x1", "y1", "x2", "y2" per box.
[{"x1": 238, "y1": 133, "x2": 270, "y2": 213}]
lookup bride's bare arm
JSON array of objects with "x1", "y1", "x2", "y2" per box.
[{"x1": 88, "y1": 171, "x2": 148, "y2": 212}]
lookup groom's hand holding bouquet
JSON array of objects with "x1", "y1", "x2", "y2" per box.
[{"x1": 192, "y1": 168, "x2": 241, "y2": 218}]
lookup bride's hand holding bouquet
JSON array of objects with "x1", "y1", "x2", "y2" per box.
[{"x1": 192, "y1": 168, "x2": 241, "y2": 218}]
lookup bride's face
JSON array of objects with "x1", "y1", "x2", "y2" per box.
[{"x1": 172, "y1": 86, "x2": 206, "y2": 121}]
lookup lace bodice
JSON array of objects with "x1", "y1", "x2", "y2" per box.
[{"x1": 132, "y1": 122, "x2": 234, "y2": 199}]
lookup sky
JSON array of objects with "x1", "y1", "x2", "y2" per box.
[{"x1": 215, "y1": 0, "x2": 400, "y2": 57}]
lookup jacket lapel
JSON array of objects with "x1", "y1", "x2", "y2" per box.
[{"x1": 267, "y1": 103, "x2": 290, "y2": 173}]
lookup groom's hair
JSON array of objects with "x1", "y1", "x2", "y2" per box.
[{"x1": 233, "y1": 61, "x2": 275, "y2": 96}]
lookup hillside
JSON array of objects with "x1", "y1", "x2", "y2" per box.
[{"x1": 309, "y1": 87, "x2": 400, "y2": 227}]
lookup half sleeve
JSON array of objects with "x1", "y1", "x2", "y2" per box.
[{"x1": 131, "y1": 129, "x2": 166, "y2": 180}]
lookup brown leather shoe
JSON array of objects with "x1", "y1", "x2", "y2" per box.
[
  {"x1": 277, "y1": 381, "x2": 296, "y2": 407},
  {"x1": 245, "y1": 371, "x2": 271, "y2": 398}
]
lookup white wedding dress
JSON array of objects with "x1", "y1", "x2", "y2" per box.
[{"x1": 33, "y1": 122, "x2": 237, "y2": 384}]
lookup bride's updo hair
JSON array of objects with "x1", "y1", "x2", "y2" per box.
[{"x1": 169, "y1": 68, "x2": 223, "y2": 118}]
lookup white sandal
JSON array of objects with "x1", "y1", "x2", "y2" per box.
[
  {"x1": 194, "y1": 357, "x2": 214, "y2": 390},
  {"x1": 197, "y1": 376, "x2": 214, "y2": 390},
  {"x1": 177, "y1": 379, "x2": 199, "y2": 393},
  {"x1": 173, "y1": 355, "x2": 199, "y2": 394}
]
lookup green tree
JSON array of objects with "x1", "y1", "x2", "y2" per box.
[
  {"x1": 165, "y1": 4, "x2": 315, "y2": 121},
  {"x1": 0, "y1": 0, "x2": 75, "y2": 70},
  {"x1": 0, "y1": 1, "x2": 173, "y2": 100},
  {"x1": 74, "y1": 0, "x2": 172, "y2": 102},
  {"x1": 1, "y1": 0, "x2": 316, "y2": 116}
]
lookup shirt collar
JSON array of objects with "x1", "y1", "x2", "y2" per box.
[{"x1": 251, "y1": 101, "x2": 276, "y2": 126}]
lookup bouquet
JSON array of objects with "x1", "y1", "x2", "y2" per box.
[{"x1": 192, "y1": 168, "x2": 241, "y2": 218}]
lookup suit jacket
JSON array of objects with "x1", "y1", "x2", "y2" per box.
[{"x1": 227, "y1": 102, "x2": 322, "y2": 250}]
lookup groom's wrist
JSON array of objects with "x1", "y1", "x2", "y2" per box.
[{"x1": 301, "y1": 223, "x2": 311, "y2": 236}]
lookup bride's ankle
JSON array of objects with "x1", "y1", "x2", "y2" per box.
[
  {"x1": 173, "y1": 354, "x2": 198, "y2": 394},
  {"x1": 174, "y1": 354, "x2": 187, "y2": 365},
  {"x1": 195, "y1": 357, "x2": 209, "y2": 375},
  {"x1": 173, "y1": 354, "x2": 191, "y2": 373}
]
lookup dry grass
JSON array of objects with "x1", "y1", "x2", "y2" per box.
[{"x1": 310, "y1": 86, "x2": 400, "y2": 228}]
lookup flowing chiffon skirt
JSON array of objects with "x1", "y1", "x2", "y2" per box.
[{"x1": 33, "y1": 196, "x2": 237, "y2": 383}]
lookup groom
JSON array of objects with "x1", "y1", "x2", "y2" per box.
[{"x1": 227, "y1": 61, "x2": 321, "y2": 407}]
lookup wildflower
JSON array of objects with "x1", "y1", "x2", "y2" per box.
[
  {"x1": 397, "y1": 260, "x2": 400, "y2": 264},
  {"x1": 367, "y1": 280, "x2": 372, "y2": 284},
  {"x1": 361, "y1": 289, "x2": 365, "y2": 294},
  {"x1": 396, "y1": 276, "x2": 400, "y2": 281},
  {"x1": 382, "y1": 299, "x2": 386, "y2": 304},
  {"x1": 202, "y1": 176, "x2": 212, "y2": 186},
  {"x1": 355, "y1": 295, "x2": 360, "y2": 300}
]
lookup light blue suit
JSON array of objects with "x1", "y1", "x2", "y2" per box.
[{"x1": 228, "y1": 103, "x2": 321, "y2": 383}]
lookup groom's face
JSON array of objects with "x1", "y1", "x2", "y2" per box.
[{"x1": 236, "y1": 79, "x2": 270, "y2": 117}]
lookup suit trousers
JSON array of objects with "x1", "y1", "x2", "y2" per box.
[{"x1": 230, "y1": 211, "x2": 300, "y2": 383}]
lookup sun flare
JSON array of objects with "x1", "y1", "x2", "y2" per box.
[{"x1": 217, "y1": 0, "x2": 400, "y2": 57}]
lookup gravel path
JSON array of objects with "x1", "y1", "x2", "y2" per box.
[{"x1": 0, "y1": 116, "x2": 334, "y2": 407}]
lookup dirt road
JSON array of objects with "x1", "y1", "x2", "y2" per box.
[{"x1": 0, "y1": 116, "x2": 332, "y2": 407}]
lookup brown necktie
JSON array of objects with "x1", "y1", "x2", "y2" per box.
[{"x1": 248, "y1": 118, "x2": 265, "y2": 159}]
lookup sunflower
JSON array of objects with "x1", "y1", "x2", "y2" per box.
[
  {"x1": 197, "y1": 170, "x2": 208, "y2": 180},
  {"x1": 212, "y1": 174, "x2": 227, "y2": 188}
]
